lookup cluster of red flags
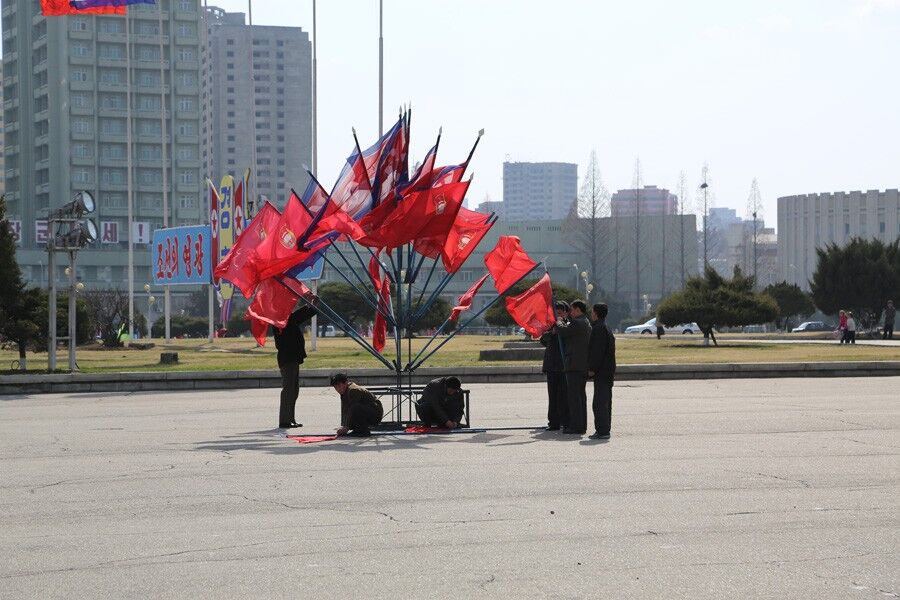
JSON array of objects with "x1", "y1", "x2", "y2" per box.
[{"x1": 41, "y1": 0, "x2": 157, "y2": 16}]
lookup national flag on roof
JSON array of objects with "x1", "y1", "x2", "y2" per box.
[{"x1": 41, "y1": 0, "x2": 125, "y2": 14}]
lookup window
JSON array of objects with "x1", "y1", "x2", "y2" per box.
[
  {"x1": 178, "y1": 0, "x2": 193, "y2": 10},
  {"x1": 139, "y1": 145, "x2": 161, "y2": 160},
  {"x1": 177, "y1": 122, "x2": 196, "y2": 136},
  {"x1": 71, "y1": 93, "x2": 91, "y2": 109},
  {"x1": 99, "y1": 44, "x2": 125, "y2": 59},
  {"x1": 100, "y1": 119, "x2": 125, "y2": 135},
  {"x1": 97, "y1": 19, "x2": 124, "y2": 34},
  {"x1": 177, "y1": 47, "x2": 194, "y2": 61},
  {"x1": 101, "y1": 169, "x2": 126, "y2": 184},
  {"x1": 226, "y1": 51, "x2": 234, "y2": 58},
  {"x1": 179, "y1": 194, "x2": 196, "y2": 209},
  {"x1": 140, "y1": 120, "x2": 162, "y2": 136},
  {"x1": 71, "y1": 70, "x2": 90, "y2": 82},
  {"x1": 138, "y1": 169, "x2": 157, "y2": 184},
  {"x1": 179, "y1": 171, "x2": 195, "y2": 185},
  {"x1": 70, "y1": 18, "x2": 89, "y2": 32},
  {"x1": 138, "y1": 96, "x2": 160, "y2": 111},
  {"x1": 72, "y1": 168, "x2": 91, "y2": 184},
  {"x1": 177, "y1": 146, "x2": 195, "y2": 160},
  {"x1": 176, "y1": 71, "x2": 196, "y2": 87},
  {"x1": 226, "y1": 39, "x2": 234, "y2": 46},
  {"x1": 138, "y1": 47, "x2": 159, "y2": 61},
  {"x1": 101, "y1": 94, "x2": 126, "y2": 109},
  {"x1": 71, "y1": 43, "x2": 90, "y2": 57},
  {"x1": 99, "y1": 69, "x2": 124, "y2": 84},
  {"x1": 177, "y1": 23, "x2": 196, "y2": 37},
  {"x1": 101, "y1": 144, "x2": 126, "y2": 159},
  {"x1": 880, "y1": 222, "x2": 886, "y2": 233},
  {"x1": 226, "y1": 75, "x2": 234, "y2": 81},
  {"x1": 72, "y1": 143, "x2": 92, "y2": 158},
  {"x1": 105, "y1": 193, "x2": 127, "y2": 208},
  {"x1": 72, "y1": 119, "x2": 92, "y2": 134},
  {"x1": 177, "y1": 97, "x2": 195, "y2": 111}
]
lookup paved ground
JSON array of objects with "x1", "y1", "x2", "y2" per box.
[{"x1": 1, "y1": 378, "x2": 898, "y2": 599}]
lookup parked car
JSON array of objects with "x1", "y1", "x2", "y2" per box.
[
  {"x1": 742, "y1": 324, "x2": 768, "y2": 333},
  {"x1": 790, "y1": 321, "x2": 831, "y2": 332},
  {"x1": 624, "y1": 318, "x2": 699, "y2": 335}
]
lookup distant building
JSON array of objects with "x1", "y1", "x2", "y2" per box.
[
  {"x1": 610, "y1": 185, "x2": 678, "y2": 217},
  {"x1": 2, "y1": 0, "x2": 204, "y2": 288},
  {"x1": 724, "y1": 220, "x2": 778, "y2": 288},
  {"x1": 704, "y1": 207, "x2": 742, "y2": 275},
  {"x1": 475, "y1": 200, "x2": 504, "y2": 217},
  {"x1": 502, "y1": 162, "x2": 577, "y2": 221},
  {"x1": 778, "y1": 189, "x2": 900, "y2": 290},
  {"x1": 203, "y1": 6, "x2": 312, "y2": 207}
]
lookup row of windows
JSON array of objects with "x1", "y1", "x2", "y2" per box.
[
  {"x1": 71, "y1": 93, "x2": 197, "y2": 112},
  {"x1": 72, "y1": 117, "x2": 198, "y2": 136},
  {"x1": 72, "y1": 143, "x2": 196, "y2": 160},
  {"x1": 72, "y1": 43, "x2": 196, "y2": 62},
  {"x1": 70, "y1": 16, "x2": 197, "y2": 37},
  {"x1": 71, "y1": 168, "x2": 198, "y2": 185},
  {"x1": 71, "y1": 68, "x2": 198, "y2": 87}
]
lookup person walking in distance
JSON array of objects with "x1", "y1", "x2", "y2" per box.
[
  {"x1": 588, "y1": 303, "x2": 616, "y2": 440},
  {"x1": 838, "y1": 310, "x2": 848, "y2": 344},
  {"x1": 846, "y1": 311, "x2": 857, "y2": 344},
  {"x1": 882, "y1": 300, "x2": 895, "y2": 340},
  {"x1": 539, "y1": 301, "x2": 570, "y2": 431},
  {"x1": 274, "y1": 303, "x2": 317, "y2": 428},
  {"x1": 555, "y1": 300, "x2": 592, "y2": 435}
]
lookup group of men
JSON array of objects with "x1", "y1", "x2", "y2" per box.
[{"x1": 540, "y1": 300, "x2": 617, "y2": 440}]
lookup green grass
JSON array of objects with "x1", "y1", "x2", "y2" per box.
[{"x1": 2, "y1": 333, "x2": 898, "y2": 374}]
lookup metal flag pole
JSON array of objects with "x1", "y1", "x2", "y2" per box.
[
  {"x1": 409, "y1": 265, "x2": 542, "y2": 371},
  {"x1": 158, "y1": 0, "x2": 171, "y2": 342},
  {"x1": 378, "y1": 0, "x2": 383, "y2": 137},
  {"x1": 126, "y1": 7, "x2": 135, "y2": 340},
  {"x1": 248, "y1": 0, "x2": 258, "y2": 216},
  {"x1": 310, "y1": 0, "x2": 318, "y2": 351}
]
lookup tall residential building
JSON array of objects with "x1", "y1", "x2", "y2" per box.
[
  {"x1": 0, "y1": 85, "x2": 5, "y2": 199},
  {"x1": 502, "y1": 162, "x2": 577, "y2": 221},
  {"x1": 778, "y1": 189, "x2": 900, "y2": 290},
  {"x1": 610, "y1": 185, "x2": 678, "y2": 217},
  {"x1": 2, "y1": 0, "x2": 204, "y2": 288},
  {"x1": 202, "y1": 6, "x2": 311, "y2": 208}
]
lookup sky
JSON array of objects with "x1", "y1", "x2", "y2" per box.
[{"x1": 34, "y1": 1, "x2": 900, "y2": 229}]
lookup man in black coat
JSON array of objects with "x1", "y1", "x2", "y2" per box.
[
  {"x1": 539, "y1": 300, "x2": 570, "y2": 431},
  {"x1": 555, "y1": 300, "x2": 592, "y2": 435},
  {"x1": 273, "y1": 304, "x2": 317, "y2": 428},
  {"x1": 415, "y1": 376, "x2": 465, "y2": 428},
  {"x1": 588, "y1": 303, "x2": 616, "y2": 440}
]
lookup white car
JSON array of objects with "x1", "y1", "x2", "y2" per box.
[{"x1": 624, "y1": 318, "x2": 699, "y2": 335}]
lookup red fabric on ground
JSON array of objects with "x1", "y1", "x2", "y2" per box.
[{"x1": 287, "y1": 435, "x2": 338, "y2": 444}]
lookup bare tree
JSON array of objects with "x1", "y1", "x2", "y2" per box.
[
  {"x1": 746, "y1": 177, "x2": 764, "y2": 288},
  {"x1": 633, "y1": 158, "x2": 643, "y2": 314},
  {"x1": 677, "y1": 171, "x2": 692, "y2": 288},
  {"x1": 83, "y1": 289, "x2": 130, "y2": 348},
  {"x1": 564, "y1": 151, "x2": 611, "y2": 297}
]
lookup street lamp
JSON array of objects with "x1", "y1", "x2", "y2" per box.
[
  {"x1": 580, "y1": 271, "x2": 590, "y2": 300},
  {"x1": 572, "y1": 263, "x2": 580, "y2": 294},
  {"x1": 48, "y1": 190, "x2": 96, "y2": 372}
]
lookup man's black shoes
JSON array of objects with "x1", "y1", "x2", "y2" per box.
[
  {"x1": 561, "y1": 428, "x2": 585, "y2": 435},
  {"x1": 279, "y1": 422, "x2": 303, "y2": 429},
  {"x1": 545, "y1": 426, "x2": 560, "y2": 431},
  {"x1": 347, "y1": 429, "x2": 371, "y2": 437},
  {"x1": 589, "y1": 432, "x2": 610, "y2": 440}
]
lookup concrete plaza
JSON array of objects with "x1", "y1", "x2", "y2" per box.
[{"x1": 1, "y1": 378, "x2": 898, "y2": 599}]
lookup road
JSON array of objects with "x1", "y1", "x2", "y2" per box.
[{"x1": 1, "y1": 378, "x2": 897, "y2": 599}]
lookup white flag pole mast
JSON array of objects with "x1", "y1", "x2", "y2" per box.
[
  {"x1": 159, "y1": 0, "x2": 171, "y2": 342},
  {"x1": 126, "y1": 7, "x2": 135, "y2": 340}
]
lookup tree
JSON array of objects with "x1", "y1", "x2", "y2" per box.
[
  {"x1": 404, "y1": 296, "x2": 454, "y2": 332},
  {"x1": 317, "y1": 281, "x2": 376, "y2": 330},
  {"x1": 83, "y1": 289, "x2": 134, "y2": 348},
  {"x1": 0, "y1": 195, "x2": 43, "y2": 370},
  {"x1": 763, "y1": 281, "x2": 814, "y2": 330},
  {"x1": 657, "y1": 266, "x2": 778, "y2": 346},
  {"x1": 677, "y1": 171, "x2": 692, "y2": 288},
  {"x1": 563, "y1": 151, "x2": 609, "y2": 294},
  {"x1": 485, "y1": 280, "x2": 580, "y2": 327},
  {"x1": 746, "y1": 178, "x2": 764, "y2": 287},
  {"x1": 810, "y1": 238, "x2": 900, "y2": 323}
]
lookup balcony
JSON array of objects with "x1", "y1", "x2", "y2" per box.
[
  {"x1": 3, "y1": 50, "x2": 17, "y2": 64},
  {"x1": 4, "y1": 145, "x2": 19, "y2": 156},
  {"x1": 71, "y1": 155, "x2": 94, "y2": 167},
  {"x1": 70, "y1": 80, "x2": 94, "y2": 92},
  {"x1": 69, "y1": 105, "x2": 94, "y2": 116},
  {"x1": 69, "y1": 55, "x2": 94, "y2": 67},
  {"x1": 99, "y1": 157, "x2": 128, "y2": 167},
  {"x1": 35, "y1": 183, "x2": 50, "y2": 195},
  {"x1": 68, "y1": 30, "x2": 93, "y2": 42},
  {"x1": 35, "y1": 159, "x2": 50, "y2": 170},
  {"x1": 99, "y1": 182, "x2": 128, "y2": 192},
  {"x1": 35, "y1": 134, "x2": 49, "y2": 145},
  {"x1": 98, "y1": 81, "x2": 128, "y2": 93},
  {"x1": 96, "y1": 32, "x2": 126, "y2": 43},
  {"x1": 98, "y1": 133, "x2": 127, "y2": 143},
  {"x1": 2, "y1": 3, "x2": 15, "y2": 18},
  {"x1": 97, "y1": 56, "x2": 126, "y2": 68},
  {"x1": 71, "y1": 131, "x2": 94, "y2": 141}
]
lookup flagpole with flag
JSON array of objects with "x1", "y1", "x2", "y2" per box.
[
  {"x1": 158, "y1": 0, "x2": 171, "y2": 342},
  {"x1": 310, "y1": 0, "x2": 318, "y2": 351}
]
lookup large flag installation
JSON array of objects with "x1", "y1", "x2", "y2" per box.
[{"x1": 214, "y1": 112, "x2": 550, "y2": 354}]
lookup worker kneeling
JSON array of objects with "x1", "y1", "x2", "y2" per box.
[
  {"x1": 331, "y1": 373, "x2": 384, "y2": 437},
  {"x1": 416, "y1": 377, "x2": 465, "y2": 429}
]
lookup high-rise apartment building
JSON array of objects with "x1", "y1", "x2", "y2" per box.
[
  {"x1": 202, "y1": 6, "x2": 311, "y2": 208},
  {"x1": 0, "y1": 85, "x2": 5, "y2": 199},
  {"x1": 610, "y1": 185, "x2": 678, "y2": 217},
  {"x1": 2, "y1": 0, "x2": 203, "y2": 287},
  {"x1": 502, "y1": 162, "x2": 577, "y2": 221}
]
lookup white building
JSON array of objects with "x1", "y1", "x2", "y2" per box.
[
  {"x1": 778, "y1": 189, "x2": 900, "y2": 290},
  {"x1": 502, "y1": 161, "x2": 577, "y2": 221}
]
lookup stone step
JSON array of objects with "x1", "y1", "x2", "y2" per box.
[
  {"x1": 502, "y1": 341, "x2": 542, "y2": 349},
  {"x1": 479, "y1": 348, "x2": 544, "y2": 361}
]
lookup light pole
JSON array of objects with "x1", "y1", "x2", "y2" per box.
[
  {"x1": 580, "y1": 270, "x2": 589, "y2": 300},
  {"x1": 700, "y1": 180, "x2": 709, "y2": 268},
  {"x1": 572, "y1": 263, "x2": 579, "y2": 295},
  {"x1": 143, "y1": 284, "x2": 156, "y2": 339}
]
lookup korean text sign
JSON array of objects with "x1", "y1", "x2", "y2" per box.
[{"x1": 152, "y1": 225, "x2": 213, "y2": 285}]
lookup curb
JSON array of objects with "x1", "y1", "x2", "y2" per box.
[{"x1": 1, "y1": 361, "x2": 899, "y2": 395}]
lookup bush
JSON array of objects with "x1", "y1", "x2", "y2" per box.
[{"x1": 152, "y1": 315, "x2": 209, "y2": 338}]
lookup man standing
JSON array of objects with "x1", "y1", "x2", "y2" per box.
[
  {"x1": 539, "y1": 301, "x2": 569, "y2": 431},
  {"x1": 882, "y1": 300, "x2": 895, "y2": 340},
  {"x1": 274, "y1": 304, "x2": 317, "y2": 429},
  {"x1": 556, "y1": 300, "x2": 592, "y2": 435},
  {"x1": 588, "y1": 303, "x2": 616, "y2": 440},
  {"x1": 416, "y1": 376, "x2": 465, "y2": 428},
  {"x1": 330, "y1": 373, "x2": 384, "y2": 437}
]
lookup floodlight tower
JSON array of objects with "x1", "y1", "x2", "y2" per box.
[{"x1": 48, "y1": 191, "x2": 98, "y2": 372}]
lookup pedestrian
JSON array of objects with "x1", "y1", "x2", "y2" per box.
[
  {"x1": 656, "y1": 317, "x2": 665, "y2": 340},
  {"x1": 274, "y1": 303, "x2": 317, "y2": 429},
  {"x1": 846, "y1": 311, "x2": 857, "y2": 344},
  {"x1": 838, "y1": 310, "x2": 848, "y2": 344},
  {"x1": 882, "y1": 300, "x2": 895, "y2": 340},
  {"x1": 415, "y1": 377, "x2": 465, "y2": 428},
  {"x1": 539, "y1": 300, "x2": 569, "y2": 431},
  {"x1": 588, "y1": 303, "x2": 616, "y2": 440},
  {"x1": 330, "y1": 373, "x2": 384, "y2": 437},
  {"x1": 555, "y1": 300, "x2": 592, "y2": 435}
]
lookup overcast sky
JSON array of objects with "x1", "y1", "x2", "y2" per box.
[{"x1": 65, "y1": 2, "x2": 900, "y2": 228}]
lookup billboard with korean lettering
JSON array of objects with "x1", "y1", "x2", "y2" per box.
[
  {"x1": 151, "y1": 225, "x2": 212, "y2": 285},
  {"x1": 217, "y1": 175, "x2": 235, "y2": 301}
]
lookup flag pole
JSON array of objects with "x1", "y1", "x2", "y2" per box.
[
  {"x1": 158, "y1": 0, "x2": 171, "y2": 343},
  {"x1": 409, "y1": 264, "x2": 542, "y2": 371},
  {"x1": 126, "y1": 6, "x2": 134, "y2": 340},
  {"x1": 310, "y1": 0, "x2": 318, "y2": 351},
  {"x1": 378, "y1": 0, "x2": 383, "y2": 137}
]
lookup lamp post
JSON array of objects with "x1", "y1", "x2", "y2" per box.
[
  {"x1": 572, "y1": 263, "x2": 579, "y2": 294},
  {"x1": 144, "y1": 284, "x2": 155, "y2": 339},
  {"x1": 580, "y1": 270, "x2": 589, "y2": 300}
]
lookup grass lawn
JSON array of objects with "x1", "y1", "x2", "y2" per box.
[{"x1": 2, "y1": 334, "x2": 899, "y2": 374}]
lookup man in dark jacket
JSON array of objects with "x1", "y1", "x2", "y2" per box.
[
  {"x1": 273, "y1": 304, "x2": 317, "y2": 428},
  {"x1": 556, "y1": 300, "x2": 592, "y2": 434},
  {"x1": 331, "y1": 373, "x2": 384, "y2": 437},
  {"x1": 883, "y1": 300, "x2": 895, "y2": 340},
  {"x1": 416, "y1": 376, "x2": 465, "y2": 428},
  {"x1": 539, "y1": 301, "x2": 570, "y2": 431},
  {"x1": 588, "y1": 303, "x2": 616, "y2": 440}
]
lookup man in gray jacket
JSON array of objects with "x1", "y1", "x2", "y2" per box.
[{"x1": 555, "y1": 300, "x2": 592, "y2": 434}]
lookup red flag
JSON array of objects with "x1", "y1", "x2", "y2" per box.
[
  {"x1": 371, "y1": 119, "x2": 408, "y2": 206},
  {"x1": 250, "y1": 313, "x2": 269, "y2": 346},
  {"x1": 450, "y1": 273, "x2": 490, "y2": 321},
  {"x1": 398, "y1": 138, "x2": 439, "y2": 195},
  {"x1": 215, "y1": 202, "x2": 280, "y2": 298},
  {"x1": 373, "y1": 275, "x2": 391, "y2": 353},
  {"x1": 441, "y1": 208, "x2": 494, "y2": 273},
  {"x1": 251, "y1": 192, "x2": 318, "y2": 284},
  {"x1": 41, "y1": 0, "x2": 126, "y2": 14},
  {"x1": 377, "y1": 180, "x2": 469, "y2": 249},
  {"x1": 247, "y1": 277, "x2": 312, "y2": 330},
  {"x1": 299, "y1": 176, "x2": 367, "y2": 246},
  {"x1": 484, "y1": 236, "x2": 538, "y2": 293},
  {"x1": 505, "y1": 273, "x2": 555, "y2": 338},
  {"x1": 368, "y1": 251, "x2": 384, "y2": 294}
]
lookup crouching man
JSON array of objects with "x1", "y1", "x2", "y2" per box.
[
  {"x1": 416, "y1": 376, "x2": 465, "y2": 429},
  {"x1": 330, "y1": 373, "x2": 384, "y2": 437}
]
